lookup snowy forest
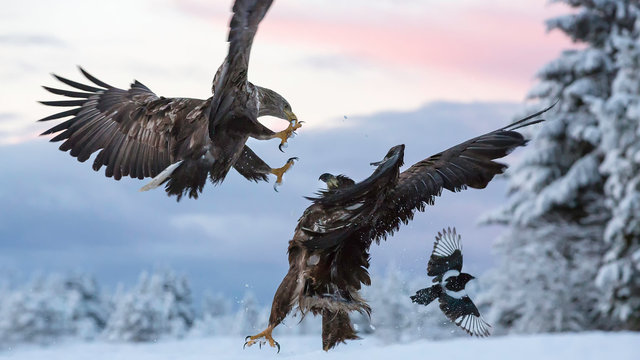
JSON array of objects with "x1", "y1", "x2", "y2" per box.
[
  {"x1": 0, "y1": 269, "x2": 465, "y2": 347},
  {"x1": 1, "y1": 0, "x2": 640, "y2": 356}
]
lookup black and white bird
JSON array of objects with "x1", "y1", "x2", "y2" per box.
[{"x1": 411, "y1": 227, "x2": 491, "y2": 337}]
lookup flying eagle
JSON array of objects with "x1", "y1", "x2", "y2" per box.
[
  {"x1": 243, "y1": 105, "x2": 552, "y2": 351},
  {"x1": 38, "y1": 0, "x2": 300, "y2": 200}
]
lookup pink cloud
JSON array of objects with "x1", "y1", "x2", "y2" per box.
[{"x1": 176, "y1": 0, "x2": 576, "y2": 87}]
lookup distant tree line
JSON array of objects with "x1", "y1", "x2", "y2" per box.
[{"x1": 0, "y1": 267, "x2": 467, "y2": 348}]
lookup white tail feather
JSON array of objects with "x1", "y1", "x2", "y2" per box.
[{"x1": 139, "y1": 160, "x2": 183, "y2": 192}]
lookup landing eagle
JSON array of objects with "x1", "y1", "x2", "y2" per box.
[
  {"x1": 244, "y1": 105, "x2": 552, "y2": 351},
  {"x1": 38, "y1": 0, "x2": 300, "y2": 200}
]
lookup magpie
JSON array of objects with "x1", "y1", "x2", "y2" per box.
[{"x1": 411, "y1": 227, "x2": 491, "y2": 337}]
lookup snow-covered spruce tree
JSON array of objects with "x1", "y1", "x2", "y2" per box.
[
  {"x1": 64, "y1": 274, "x2": 110, "y2": 339},
  {"x1": 481, "y1": 0, "x2": 640, "y2": 332},
  {"x1": 105, "y1": 271, "x2": 195, "y2": 341},
  {"x1": 592, "y1": 10, "x2": 640, "y2": 328},
  {"x1": 0, "y1": 273, "x2": 110, "y2": 345}
]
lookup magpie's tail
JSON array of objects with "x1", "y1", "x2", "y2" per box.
[{"x1": 411, "y1": 285, "x2": 441, "y2": 306}]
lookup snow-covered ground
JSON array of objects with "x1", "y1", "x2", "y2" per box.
[{"x1": 1, "y1": 332, "x2": 638, "y2": 360}]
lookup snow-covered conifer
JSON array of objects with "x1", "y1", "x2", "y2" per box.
[
  {"x1": 105, "y1": 271, "x2": 194, "y2": 341},
  {"x1": 482, "y1": 0, "x2": 640, "y2": 332}
]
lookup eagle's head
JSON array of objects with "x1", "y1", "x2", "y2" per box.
[
  {"x1": 319, "y1": 173, "x2": 355, "y2": 190},
  {"x1": 319, "y1": 173, "x2": 340, "y2": 189},
  {"x1": 256, "y1": 86, "x2": 297, "y2": 124}
]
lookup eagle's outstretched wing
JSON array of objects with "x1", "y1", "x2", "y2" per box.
[
  {"x1": 39, "y1": 68, "x2": 211, "y2": 182},
  {"x1": 304, "y1": 105, "x2": 552, "y2": 251},
  {"x1": 370, "y1": 105, "x2": 553, "y2": 241},
  {"x1": 227, "y1": 0, "x2": 273, "y2": 81},
  {"x1": 210, "y1": 0, "x2": 274, "y2": 131}
]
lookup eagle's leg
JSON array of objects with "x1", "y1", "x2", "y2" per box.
[
  {"x1": 244, "y1": 266, "x2": 298, "y2": 353},
  {"x1": 272, "y1": 118, "x2": 303, "y2": 152},
  {"x1": 243, "y1": 325, "x2": 280, "y2": 353},
  {"x1": 270, "y1": 157, "x2": 298, "y2": 191}
]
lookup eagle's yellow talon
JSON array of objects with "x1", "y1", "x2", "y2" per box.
[
  {"x1": 243, "y1": 326, "x2": 280, "y2": 353},
  {"x1": 270, "y1": 157, "x2": 298, "y2": 191},
  {"x1": 275, "y1": 119, "x2": 303, "y2": 152}
]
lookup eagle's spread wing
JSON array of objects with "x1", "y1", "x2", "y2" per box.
[
  {"x1": 371, "y1": 105, "x2": 552, "y2": 240},
  {"x1": 227, "y1": 0, "x2": 273, "y2": 81},
  {"x1": 428, "y1": 227, "x2": 463, "y2": 281},
  {"x1": 210, "y1": 0, "x2": 274, "y2": 130},
  {"x1": 439, "y1": 294, "x2": 491, "y2": 337},
  {"x1": 39, "y1": 68, "x2": 210, "y2": 181}
]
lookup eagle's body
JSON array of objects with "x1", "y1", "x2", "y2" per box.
[
  {"x1": 38, "y1": 0, "x2": 300, "y2": 200},
  {"x1": 245, "y1": 105, "x2": 553, "y2": 351}
]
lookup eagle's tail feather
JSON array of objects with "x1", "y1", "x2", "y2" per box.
[
  {"x1": 163, "y1": 160, "x2": 210, "y2": 201},
  {"x1": 139, "y1": 160, "x2": 184, "y2": 192},
  {"x1": 321, "y1": 309, "x2": 359, "y2": 351}
]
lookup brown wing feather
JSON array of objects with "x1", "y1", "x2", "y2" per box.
[
  {"x1": 371, "y1": 129, "x2": 527, "y2": 239},
  {"x1": 226, "y1": 0, "x2": 274, "y2": 84},
  {"x1": 39, "y1": 68, "x2": 211, "y2": 181},
  {"x1": 209, "y1": 0, "x2": 274, "y2": 131}
]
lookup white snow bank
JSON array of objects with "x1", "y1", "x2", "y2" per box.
[{"x1": 1, "y1": 332, "x2": 638, "y2": 360}]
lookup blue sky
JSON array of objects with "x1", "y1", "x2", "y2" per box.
[{"x1": 0, "y1": 0, "x2": 571, "y2": 303}]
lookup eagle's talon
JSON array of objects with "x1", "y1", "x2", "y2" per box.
[
  {"x1": 243, "y1": 326, "x2": 280, "y2": 353},
  {"x1": 273, "y1": 118, "x2": 303, "y2": 150},
  {"x1": 270, "y1": 157, "x2": 297, "y2": 190}
]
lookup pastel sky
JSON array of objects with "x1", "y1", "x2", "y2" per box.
[
  {"x1": 0, "y1": 0, "x2": 572, "y2": 301},
  {"x1": 1, "y1": 0, "x2": 573, "y2": 144}
]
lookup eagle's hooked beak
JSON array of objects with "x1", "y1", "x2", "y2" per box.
[{"x1": 276, "y1": 109, "x2": 303, "y2": 152}]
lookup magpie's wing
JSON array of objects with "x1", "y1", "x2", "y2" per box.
[
  {"x1": 439, "y1": 294, "x2": 491, "y2": 337},
  {"x1": 410, "y1": 285, "x2": 441, "y2": 306},
  {"x1": 39, "y1": 68, "x2": 210, "y2": 181},
  {"x1": 428, "y1": 227, "x2": 463, "y2": 280}
]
